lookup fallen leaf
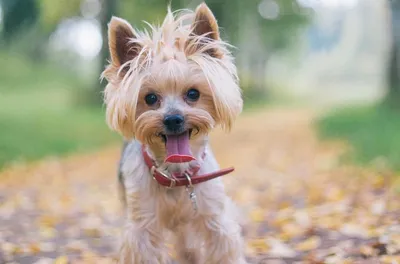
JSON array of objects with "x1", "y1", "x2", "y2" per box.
[
  {"x1": 340, "y1": 223, "x2": 368, "y2": 238},
  {"x1": 247, "y1": 238, "x2": 270, "y2": 253},
  {"x1": 28, "y1": 243, "x2": 41, "y2": 254},
  {"x1": 380, "y1": 255, "x2": 400, "y2": 263},
  {"x1": 359, "y1": 245, "x2": 376, "y2": 257},
  {"x1": 295, "y1": 236, "x2": 321, "y2": 251},
  {"x1": 54, "y1": 255, "x2": 68, "y2": 264},
  {"x1": 249, "y1": 208, "x2": 265, "y2": 223}
]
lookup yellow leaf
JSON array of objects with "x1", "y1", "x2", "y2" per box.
[
  {"x1": 278, "y1": 232, "x2": 291, "y2": 242},
  {"x1": 281, "y1": 223, "x2": 304, "y2": 239},
  {"x1": 372, "y1": 175, "x2": 385, "y2": 189},
  {"x1": 40, "y1": 227, "x2": 57, "y2": 239},
  {"x1": 54, "y1": 255, "x2": 68, "y2": 264},
  {"x1": 359, "y1": 245, "x2": 376, "y2": 257},
  {"x1": 391, "y1": 234, "x2": 400, "y2": 246},
  {"x1": 326, "y1": 187, "x2": 345, "y2": 201},
  {"x1": 2, "y1": 242, "x2": 22, "y2": 255},
  {"x1": 29, "y1": 243, "x2": 41, "y2": 254},
  {"x1": 366, "y1": 228, "x2": 381, "y2": 238},
  {"x1": 247, "y1": 238, "x2": 270, "y2": 253},
  {"x1": 38, "y1": 215, "x2": 59, "y2": 228},
  {"x1": 380, "y1": 255, "x2": 400, "y2": 263},
  {"x1": 340, "y1": 260, "x2": 354, "y2": 264},
  {"x1": 295, "y1": 236, "x2": 321, "y2": 251},
  {"x1": 316, "y1": 216, "x2": 341, "y2": 230},
  {"x1": 249, "y1": 208, "x2": 264, "y2": 222},
  {"x1": 79, "y1": 251, "x2": 101, "y2": 264},
  {"x1": 83, "y1": 227, "x2": 101, "y2": 238},
  {"x1": 278, "y1": 201, "x2": 291, "y2": 210},
  {"x1": 307, "y1": 189, "x2": 323, "y2": 203}
]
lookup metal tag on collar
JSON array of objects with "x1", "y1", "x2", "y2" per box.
[{"x1": 184, "y1": 172, "x2": 198, "y2": 212}]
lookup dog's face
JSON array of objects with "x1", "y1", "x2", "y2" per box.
[{"x1": 102, "y1": 3, "x2": 242, "y2": 158}]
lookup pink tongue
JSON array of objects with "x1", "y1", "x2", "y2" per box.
[{"x1": 165, "y1": 131, "x2": 195, "y2": 163}]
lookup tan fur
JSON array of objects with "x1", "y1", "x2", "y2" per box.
[{"x1": 102, "y1": 3, "x2": 246, "y2": 264}]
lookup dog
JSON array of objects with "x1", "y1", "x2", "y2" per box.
[{"x1": 101, "y1": 3, "x2": 246, "y2": 263}]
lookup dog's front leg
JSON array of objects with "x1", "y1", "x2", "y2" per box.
[
  {"x1": 193, "y1": 187, "x2": 247, "y2": 264},
  {"x1": 118, "y1": 221, "x2": 170, "y2": 264},
  {"x1": 118, "y1": 190, "x2": 170, "y2": 264},
  {"x1": 197, "y1": 214, "x2": 247, "y2": 264}
]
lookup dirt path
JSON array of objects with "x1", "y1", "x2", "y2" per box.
[{"x1": 1, "y1": 108, "x2": 399, "y2": 264}]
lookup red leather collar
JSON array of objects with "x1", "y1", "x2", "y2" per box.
[{"x1": 142, "y1": 145, "x2": 234, "y2": 188}]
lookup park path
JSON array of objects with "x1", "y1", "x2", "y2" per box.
[{"x1": 0, "y1": 108, "x2": 399, "y2": 264}]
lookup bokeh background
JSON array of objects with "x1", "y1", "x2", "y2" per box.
[
  {"x1": 0, "y1": 0, "x2": 398, "y2": 169},
  {"x1": 1, "y1": 0, "x2": 400, "y2": 263}
]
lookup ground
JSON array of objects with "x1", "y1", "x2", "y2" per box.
[{"x1": 0, "y1": 108, "x2": 399, "y2": 264}]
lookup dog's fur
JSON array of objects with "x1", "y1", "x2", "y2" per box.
[{"x1": 102, "y1": 3, "x2": 246, "y2": 263}]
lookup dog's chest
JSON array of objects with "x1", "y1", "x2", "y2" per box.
[{"x1": 157, "y1": 188, "x2": 195, "y2": 229}]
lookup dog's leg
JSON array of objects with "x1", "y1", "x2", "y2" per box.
[
  {"x1": 118, "y1": 221, "x2": 170, "y2": 264},
  {"x1": 174, "y1": 225, "x2": 201, "y2": 264},
  {"x1": 197, "y1": 214, "x2": 247, "y2": 264},
  {"x1": 118, "y1": 189, "x2": 170, "y2": 264},
  {"x1": 192, "y1": 187, "x2": 247, "y2": 264}
]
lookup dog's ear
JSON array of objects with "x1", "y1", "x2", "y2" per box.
[
  {"x1": 188, "y1": 3, "x2": 222, "y2": 58},
  {"x1": 108, "y1": 17, "x2": 140, "y2": 72}
]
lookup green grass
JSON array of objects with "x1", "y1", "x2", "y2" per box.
[
  {"x1": 0, "y1": 52, "x2": 118, "y2": 169},
  {"x1": 318, "y1": 103, "x2": 400, "y2": 171}
]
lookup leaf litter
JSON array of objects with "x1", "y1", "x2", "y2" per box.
[{"x1": 0, "y1": 109, "x2": 399, "y2": 263}]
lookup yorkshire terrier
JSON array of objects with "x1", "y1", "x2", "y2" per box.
[{"x1": 102, "y1": 3, "x2": 246, "y2": 263}]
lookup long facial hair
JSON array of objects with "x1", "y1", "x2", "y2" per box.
[{"x1": 102, "y1": 4, "x2": 243, "y2": 143}]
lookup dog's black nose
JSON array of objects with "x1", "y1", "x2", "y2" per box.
[{"x1": 163, "y1": 114, "x2": 184, "y2": 132}]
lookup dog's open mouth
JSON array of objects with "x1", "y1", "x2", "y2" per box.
[
  {"x1": 160, "y1": 129, "x2": 193, "y2": 143},
  {"x1": 159, "y1": 129, "x2": 195, "y2": 163}
]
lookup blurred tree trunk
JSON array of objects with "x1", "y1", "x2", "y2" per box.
[
  {"x1": 1, "y1": 0, "x2": 39, "y2": 43},
  {"x1": 388, "y1": 42, "x2": 400, "y2": 100},
  {"x1": 95, "y1": 0, "x2": 117, "y2": 104},
  {"x1": 387, "y1": 0, "x2": 400, "y2": 104}
]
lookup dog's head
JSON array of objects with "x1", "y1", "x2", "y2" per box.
[{"x1": 102, "y1": 3, "x2": 242, "y2": 159}]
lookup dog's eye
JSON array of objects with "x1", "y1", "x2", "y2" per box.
[
  {"x1": 145, "y1": 93, "x2": 158, "y2": 105},
  {"x1": 186, "y1": 88, "x2": 200, "y2": 102}
]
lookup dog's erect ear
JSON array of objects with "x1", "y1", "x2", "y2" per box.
[
  {"x1": 192, "y1": 3, "x2": 219, "y2": 41},
  {"x1": 189, "y1": 3, "x2": 222, "y2": 58},
  {"x1": 108, "y1": 17, "x2": 140, "y2": 71}
]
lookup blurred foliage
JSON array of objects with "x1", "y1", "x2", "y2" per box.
[
  {"x1": 0, "y1": 0, "x2": 311, "y2": 166},
  {"x1": 1, "y1": 0, "x2": 39, "y2": 42},
  {"x1": 119, "y1": 0, "x2": 167, "y2": 25},
  {"x1": 388, "y1": 0, "x2": 400, "y2": 103},
  {"x1": 96, "y1": 0, "x2": 311, "y2": 101},
  {"x1": 318, "y1": 103, "x2": 400, "y2": 171},
  {"x1": 240, "y1": 0, "x2": 309, "y2": 51},
  {"x1": 116, "y1": 0, "x2": 310, "y2": 55},
  {"x1": 0, "y1": 51, "x2": 117, "y2": 168},
  {"x1": 38, "y1": 0, "x2": 81, "y2": 33}
]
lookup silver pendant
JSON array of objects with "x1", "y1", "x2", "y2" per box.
[
  {"x1": 184, "y1": 172, "x2": 198, "y2": 211},
  {"x1": 186, "y1": 186, "x2": 198, "y2": 212}
]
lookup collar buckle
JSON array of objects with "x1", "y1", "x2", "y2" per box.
[{"x1": 150, "y1": 166, "x2": 176, "y2": 188}]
